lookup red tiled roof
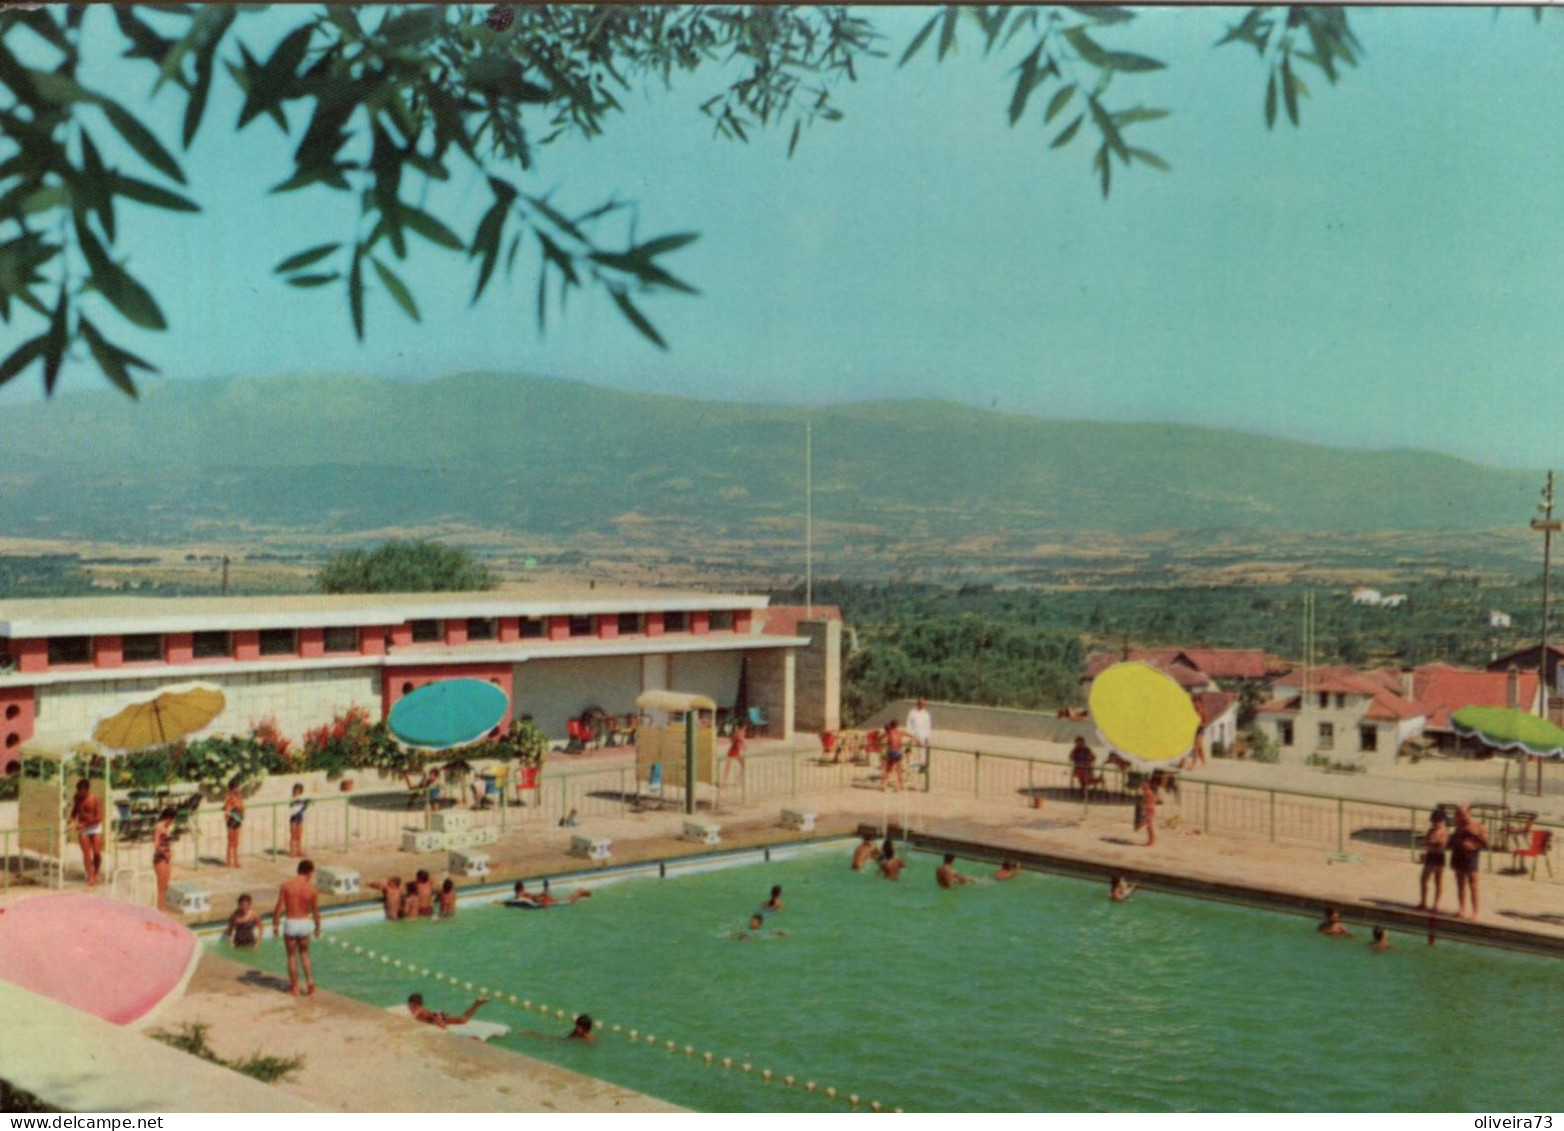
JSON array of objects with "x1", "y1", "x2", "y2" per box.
[
  {"x1": 1194, "y1": 690, "x2": 1238, "y2": 720},
  {"x1": 1362, "y1": 689, "x2": 1426, "y2": 722},
  {"x1": 761, "y1": 605, "x2": 840, "y2": 636},
  {"x1": 1176, "y1": 649, "x2": 1273, "y2": 680},
  {"x1": 1257, "y1": 696, "x2": 1300, "y2": 714},
  {"x1": 1413, "y1": 665, "x2": 1541, "y2": 730},
  {"x1": 1269, "y1": 665, "x2": 1427, "y2": 722}
]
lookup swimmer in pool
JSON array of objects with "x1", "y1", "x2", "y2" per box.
[
  {"x1": 223, "y1": 894, "x2": 262, "y2": 949},
  {"x1": 368, "y1": 877, "x2": 406, "y2": 921},
  {"x1": 568, "y1": 1013, "x2": 597, "y2": 1041},
  {"x1": 408, "y1": 992, "x2": 488, "y2": 1029},
  {"x1": 438, "y1": 877, "x2": 457, "y2": 917},
  {"x1": 1109, "y1": 875, "x2": 1138, "y2": 903},
  {"x1": 994, "y1": 859, "x2": 1022, "y2": 881},
  {"x1": 851, "y1": 834, "x2": 880, "y2": 871},
  {"x1": 936, "y1": 854, "x2": 973, "y2": 888},
  {"x1": 1370, "y1": 926, "x2": 1393, "y2": 952},
  {"x1": 762, "y1": 885, "x2": 783, "y2": 911},
  {"x1": 733, "y1": 912, "x2": 786, "y2": 941},
  {"x1": 879, "y1": 842, "x2": 908, "y2": 881},
  {"x1": 1317, "y1": 906, "x2": 1352, "y2": 938}
]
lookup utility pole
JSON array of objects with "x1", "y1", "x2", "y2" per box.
[
  {"x1": 220, "y1": 554, "x2": 230, "y2": 597},
  {"x1": 805, "y1": 420, "x2": 813, "y2": 619},
  {"x1": 1528, "y1": 471, "x2": 1560, "y2": 798},
  {"x1": 1531, "y1": 471, "x2": 1558, "y2": 725}
]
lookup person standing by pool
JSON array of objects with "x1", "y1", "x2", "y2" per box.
[
  {"x1": 851, "y1": 834, "x2": 879, "y2": 871},
  {"x1": 1069, "y1": 738, "x2": 1097, "y2": 798},
  {"x1": 1450, "y1": 805, "x2": 1490, "y2": 920},
  {"x1": 722, "y1": 723, "x2": 747, "y2": 788},
  {"x1": 906, "y1": 698, "x2": 933, "y2": 768},
  {"x1": 287, "y1": 783, "x2": 308, "y2": 858},
  {"x1": 881, "y1": 719, "x2": 907, "y2": 791},
  {"x1": 1135, "y1": 778, "x2": 1157, "y2": 846},
  {"x1": 223, "y1": 894, "x2": 262, "y2": 949},
  {"x1": 67, "y1": 779, "x2": 104, "y2": 887},
  {"x1": 1415, "y1": 809, "x2": 1449, "y2": 913},
  {"x1": 936, "y1": 854, "x2": 973, "y2": 888},
  {"x1": 151, "y1": 806, "x2": 176, "y2": 912},
  {"x1": 273, "y1": 860, "x2": 321, "y2": 995},
  {"x1": 222, "y1": 779, "x2": 245, "y2": 869}
]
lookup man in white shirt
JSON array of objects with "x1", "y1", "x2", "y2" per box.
[{"x1": 906, "y1": 698, "x2": 933, "y2": 768}]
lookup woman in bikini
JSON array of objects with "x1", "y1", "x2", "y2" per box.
[
  {"x1": 1416, "y1": 808, "x2": 1448, "y2": 913},
  {"x1": 152, "y1": 807, "x2": 177, "y2": 913},
  {"x1": 722, "y1": 724, "x2": 747, "y2": 788}
]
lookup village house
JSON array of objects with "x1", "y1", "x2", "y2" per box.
[
  {"x1": 1254, "y1": 665, "x2": 1426, "y2": 769},
  {"x1": 1080, "y1": 647, "x2": 1273, "y2": 755}
]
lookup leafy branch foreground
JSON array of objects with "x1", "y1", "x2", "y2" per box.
[
  {"x1": 152, "y1": 1022, "x2": 306, "y2": 1085},
  {"x1": 0, "y1": 5, "x2": 1362, "y2": 398}
]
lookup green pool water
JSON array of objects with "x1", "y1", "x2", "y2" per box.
[{"x1": 224, "y1": 846, "x2": 1564, "y2": 1112}]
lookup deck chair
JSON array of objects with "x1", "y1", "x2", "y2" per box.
[
  {"x1": 1512, "y1": 829, "x2": 1554, "y2": 880},
  {"x1": 746, "y1": 706, "x2": 770, "y2": 731},
  {"x1": 566, "y1": 717, "x2": 596, "y2": 753}
]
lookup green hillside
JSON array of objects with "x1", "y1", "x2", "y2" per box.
[{"x1": 0, "y1": 371, "x2": 1539, "y2": 548}]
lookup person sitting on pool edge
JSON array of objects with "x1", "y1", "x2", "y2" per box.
[
  {"x1": 569, "y1": 1013, "x2": 597, "y2": 1041},
  {"x1": 936, "y1": 854, "x2": 974, "y2": 888},
  {"x1": 511, "y1": 879, "x2": 592, "y2": 908},
  {"x1": 408, "y1": 992, "x2": 488, "y2": 1029},
  {"x1": 1317, "y1": 906, "x2": 1352, "y2": 938}
]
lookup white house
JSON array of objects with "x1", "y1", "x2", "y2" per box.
[
  {"x1": 1487, "y1": 610, "x2": 1513, "y2": 629},
  {"x1": 1351, "y1": 587, "x2": 1383, "y2": 606}
]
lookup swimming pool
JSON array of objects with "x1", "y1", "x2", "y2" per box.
[{"x1": 225, "y1": 845, "x2": 1564, "y2": 1112}]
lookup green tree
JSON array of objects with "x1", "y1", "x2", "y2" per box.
[
  {"x1": 317, "y1": 539, "x2": 494, "y2": 593},
  {"x1": 0, "y1": 4, "x2": 1362, "y2": 396}
]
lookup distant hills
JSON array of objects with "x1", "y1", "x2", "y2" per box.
[{"x1": 0, "y1": 371, "x2": 1543, "y2": 578}]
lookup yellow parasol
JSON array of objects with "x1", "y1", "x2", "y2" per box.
[
  {"x1": 92, "y1": 682, "x2": 226, "y2": 749},
  {"x1": 1088, "y1": 662, "x2": 1201, "y2": 768}
]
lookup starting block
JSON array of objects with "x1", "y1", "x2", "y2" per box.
[
  {"x1": 400, "y1": 829, "x2": 446, "y2": 854},
  {"x1": 431, "y1": 810, "x2": 471, "y2": 833},
  {"x1": 165, "y1": 882, "x2": 211, "y2": 915},
  {"x1": 682, "y1": 820, "x2": 722, "y2": 846},
  {"x1": 569, "y1": 835, "x2": 613, "y2": 865},
  {"x1": 467, "y1": 825, "x2": 499, "y2": 847},
  {"x1": 448, "y1": 850, "x2": 490, "y2": 878},
  {"x1": 316, "y1": 868, "x2": 361, "y2": 895},
  {"x1": 780, "y1": 808, "x2": 817, "y2": 833}
]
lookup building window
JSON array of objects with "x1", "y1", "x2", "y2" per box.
[
  {"x1": 1318, "y1": 722, "x2": 1335, "y2": 750},
  {"x1": 47, "y1": 636, "x2": 91, "y2": 666},
  {"x1": 709, "y1": 610, "x2": 734, "y2": 631},
  {"x1": 664, "y1": 611, "x2": 687, "y2": 633},
  {"x1": 467, "y1": 618, "x2": 496, "y2": 641},
  {"x1": 192, "y1": 631, "x2": 231, "y2": 660},
  {"x1": 1316, "y1": 692, "x2": 1328, "y2": 709},
  {"x1": 617, "y1": 613, "x2": 644, "y2": 635},
  {"x1": 568, "y1": 615, "x2": 594, "y2": 637},
  {"x1": 410, "y1": 620, "x2": 441, "y2": 643},
  {"x1": 519, "y1": 618, "x2": 545, "y2": 639},
  {"x1": 121, "y1": 634, "x2": 164, "y2": 663},
  {"x1": 1278, "y1": 720, "x2": 1293, "y2": 746},
  {"x1": 323, "y1": 626, "x2": 358, "y2": 654},
  {"x1": 259, "y1": 629, "x2": 297, "y2": 656},
  {"x1": 1334, "y1": 694, "x2": 1346, "y2": 709},
  {"x1": 1359, "y1": 726, "x2": 1378, "y2": 752}
]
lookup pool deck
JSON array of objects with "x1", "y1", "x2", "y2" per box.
[{"x1": 6, "y1": 733, "x2": 1564, "y2": 1111}]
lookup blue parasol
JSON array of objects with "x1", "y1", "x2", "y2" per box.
[{"x1": 388, "y1": 679, "x2": 509, "y2": 750}]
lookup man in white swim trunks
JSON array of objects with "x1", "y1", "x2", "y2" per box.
[
  {"x1": 273, "y1": 859, "x2": 321, "y2": 995},
  {"x1": 67, "y1": 779, "x2": 105, "y2": 887}
]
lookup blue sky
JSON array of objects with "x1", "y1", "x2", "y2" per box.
[{"x1": 7, "y1": 6, "x2": 1564, "y2": 470}]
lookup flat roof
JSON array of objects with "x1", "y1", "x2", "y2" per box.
[{"x1": 0, "y1": 586, "x2": 768, "y2": 637}]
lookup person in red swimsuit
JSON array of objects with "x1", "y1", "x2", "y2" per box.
[{"x1": 152, "y1": 807, "x2": 176, "y2": 912}]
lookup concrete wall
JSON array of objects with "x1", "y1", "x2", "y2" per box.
[
  {"x1": 793, "y1": 619, "x2": 841, "y2": 734},
  {"x1": 667, "y1": 650, "x2": 743, "y2": 709},
  {"x1": 745, "y1": 647, "x2": 794, "y2": 741},
  {"x1": 877, "y1": 698, "x2": 1092, "y2": 746},
  {"x1": 33, "y1": 668, "x2": 382, "y2": 744},
  {"x1": 513, "y1": 655, "x2": 643, "y2": 736}
]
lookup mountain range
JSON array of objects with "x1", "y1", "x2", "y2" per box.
[{"x1": 0, "y1": 371, "x2": 1543, "y2": 580}]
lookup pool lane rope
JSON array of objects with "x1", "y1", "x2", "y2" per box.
[{"x1": 317, "y1": 934, "x2": 900, "y2": 1112}]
